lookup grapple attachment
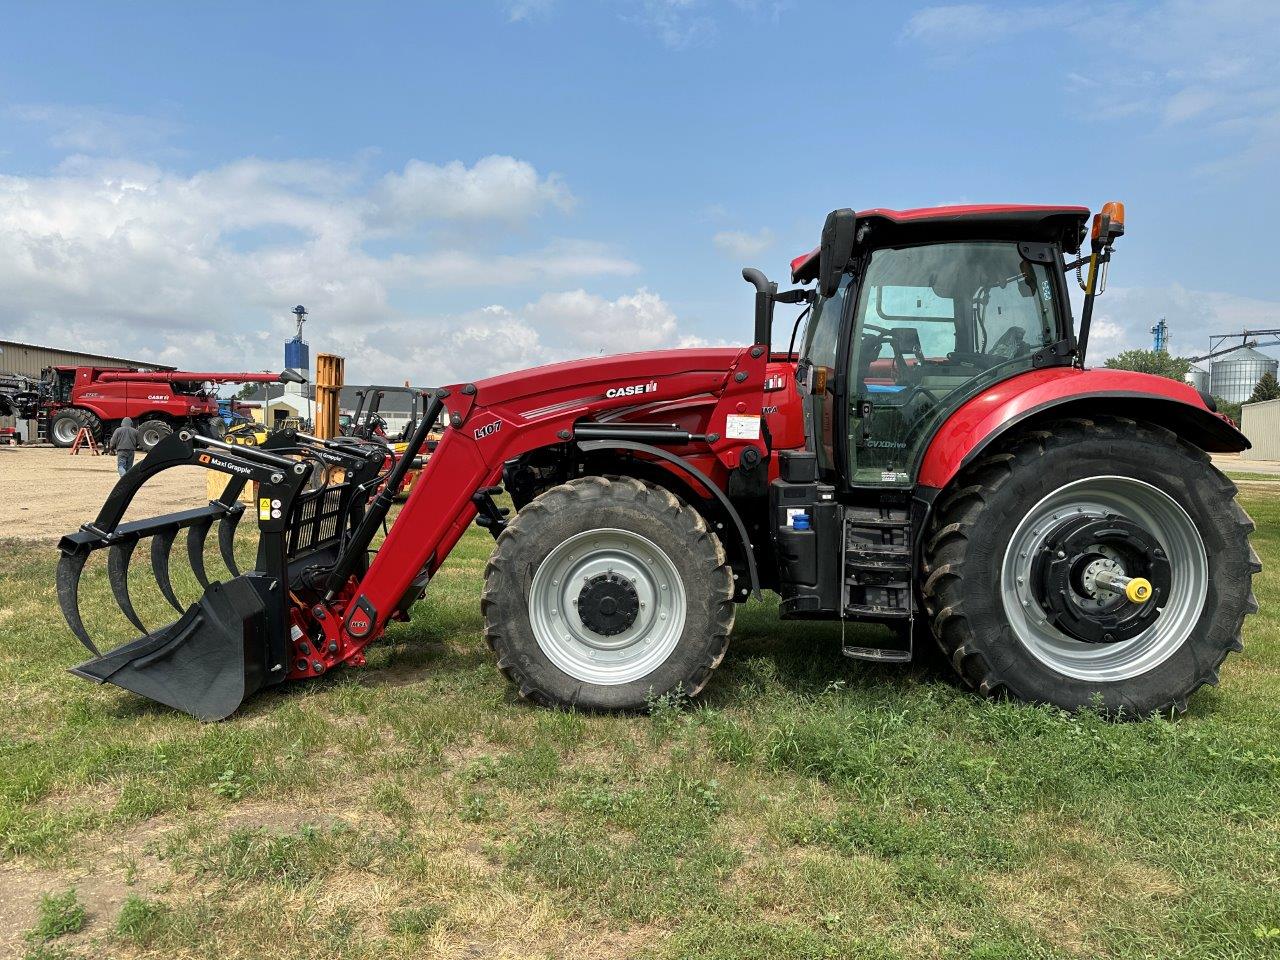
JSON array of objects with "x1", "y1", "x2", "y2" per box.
[{"x1": 57, "y1": 429, "x2": 387, "y2": 720}]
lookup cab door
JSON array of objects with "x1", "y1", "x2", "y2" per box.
[{"x1": 844, "y1": 241, "x2": 1068, "y2": 486}]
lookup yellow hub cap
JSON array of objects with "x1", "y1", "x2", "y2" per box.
[{"x1": 1125, "y1": 577, "x2": 1153, "y2": 604}]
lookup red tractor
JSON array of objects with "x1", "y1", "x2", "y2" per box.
[
  {"x1": 57, "y1": 202, "x2": 1259, "y2": 721},
  {"x1": 17, "y1": 366, "x2": 305, "y2": 450}
]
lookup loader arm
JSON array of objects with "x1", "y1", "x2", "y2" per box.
[{"x1": 327, "y1": 347, "x2": 770, "y2": 667}]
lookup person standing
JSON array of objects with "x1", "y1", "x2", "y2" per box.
[{"x1": 108, "y1": 417, "x2": 140, "y2": 477}]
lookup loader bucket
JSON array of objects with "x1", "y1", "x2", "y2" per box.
[
  {"x1": 69, "y1": 575, "x2": 275, "y2": 721},
  {"x1": 57, "y1": 429, "x2": 387, "y2": 719}
]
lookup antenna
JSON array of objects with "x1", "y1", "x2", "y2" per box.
[{"x1": 292, "y1": 305, "x2": 308, "y2": 340}]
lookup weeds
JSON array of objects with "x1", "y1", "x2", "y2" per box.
[{"x1": 27, "y1": 889, "x2": 84, "y2": 942}]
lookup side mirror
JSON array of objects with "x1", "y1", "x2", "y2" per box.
[{"x1": 818, "y1": 208, "x2": 857, "y2": 298}]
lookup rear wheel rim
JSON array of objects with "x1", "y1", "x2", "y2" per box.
[
  {"x1": 528, "y1": 528, "x2": 686, "y2": 685},
  {"x1": 53, "y1": 418, "x2": 79, "y2": 443},
  {"x1": 1001, "y1": 476, "x2": 1208, "y2": 682}
]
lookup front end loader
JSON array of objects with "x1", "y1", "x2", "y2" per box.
[{"x1": 58, "y1": 201, "x2": 1260, "y2": 721}]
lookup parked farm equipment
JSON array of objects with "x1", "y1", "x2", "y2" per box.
[
  {"x1": 58, "y1": 202, "x2": 1259, "y2": 721},
  {"x1": 9, "y1": 366, "x2": 305, "y2": 450}
]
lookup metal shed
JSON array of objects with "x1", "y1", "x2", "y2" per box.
[{"x1": 1241, "y1": 397, "x2": 1280, "y2": 461}]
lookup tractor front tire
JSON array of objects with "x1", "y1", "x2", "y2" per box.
[
  {"x1": 136, "y1": 419, "x2": 172, "y2": 451},
  {"x1": 482, "y1": 476, "x2": 735, "y2": 710},
  {"x1": 49, "y1": 408, "x2": 100, "y2": 447},
  {"x1": 923, "y1": 417, "x2": 1259, "y2": 717}
]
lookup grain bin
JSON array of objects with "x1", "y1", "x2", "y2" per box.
[
  {"x1": 1210, "y1": 346, "x2": 1278, "y2": 403},
  {"x1": 1186, "y1": 365, "x2": 1210, "y2": 393}
]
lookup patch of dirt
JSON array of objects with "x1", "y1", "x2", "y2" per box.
[
  {"x1": 0, "y1": 819, "x2": 169, "y2": 952},
  {"x1": 0, "y1": 446, "x2": 216, "y2": 541},
  {"x1": 0, "y1": 798, "x2": 355, "y2": 951}
]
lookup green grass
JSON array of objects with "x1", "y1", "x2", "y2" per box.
[
  {"x1": 27, "y1": 889, "x2": 85, "y2": 942},
  {"x1": 0, "y1": 491, "x2": 1278, "y2": 958}
]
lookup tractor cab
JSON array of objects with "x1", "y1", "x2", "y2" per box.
[{"x1": 788, "y1": 205, "x2": 1088, "y2": 488}]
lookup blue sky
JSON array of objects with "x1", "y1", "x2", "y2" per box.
[{"x1": 0, "y1": 0, "x2": 1277, "y2": 383}]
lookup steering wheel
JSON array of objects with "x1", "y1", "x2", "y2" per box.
[{"x1": 861, "y1": 324, "x2": 922, "y2": 386}]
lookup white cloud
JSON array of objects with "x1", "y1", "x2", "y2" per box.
[
  {"x1": 901, "y1": 4, "x2": 1063, "y2": 53},
  {"x1": 712, "y1": 228, "x2": 774, "y2": 259},
  {"x1": 371, "y1": 155, "x2": 574, "y2": 227},
  {"x1": 523, "y1": 288, "x2": 680, "y2": 355},
  {"x1": 627, "y1": 0, "x2": 716, "y2": 49},
  {"x1": 7, "y1": 103, "x2": 182, "y2": 155},
  {"x1": 1079, "y1": 282, "x2": 1280, "y2": 363},
  {"x1": 903, "y1": 1, "x2": 1280, "y2": 170},
  {"x1": 308, "y1": 288, "x2": 701, "y2": 387},
  {"x1": 503, "y1": 0, "x2": 556, "y2": 21},
  {"x1": 0, "y1": 151, "x2": 681, "y2": 383}
]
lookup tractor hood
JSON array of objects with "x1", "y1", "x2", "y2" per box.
[{"x1": 466, "y1": 347, "x2": 751, "y2": 411}]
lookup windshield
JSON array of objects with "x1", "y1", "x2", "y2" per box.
[{"x1": 858, "y1": 242, "x2": 1059, "y2": 364}]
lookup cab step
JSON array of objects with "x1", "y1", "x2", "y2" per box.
[
  {"x1": 841, "y1": 643, "x2": 912, "y2": 664},
  {"x1": 844, "y1": 504, "x2": 913, "y2": 621},
  {"x1": 842, "y1": 501, "x2": 914, "y2": 663}
]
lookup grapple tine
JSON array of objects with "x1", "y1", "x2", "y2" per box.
[
  {"x1": 218, "y1": 510, "x2": 243, "y2": 577},
  {"x1": 55, "y1": 550, "x2": 100, "y2": 657},
  {"x1": 107, "y1": 540, "x2": 147, "y2": 634},
  {"x1": 187, "y1": 518, "x2": 214, "y2": 590},
  {"x1": 151, "y1": 528, "x2": 184, "y2": 613}
]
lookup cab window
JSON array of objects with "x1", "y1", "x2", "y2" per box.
[
  {"x1": 798, "y1": 274, "x2": 852, "y2": 474},
  {"x1": 847, "y1": 241, "x2": 1065, "y2": 485}
]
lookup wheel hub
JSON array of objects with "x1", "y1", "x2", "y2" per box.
[
  {"x1": 577, "y1": 572, "x2": 640, "y2": 637},
  {"x1": 527, "y1": 528, "x2": 687, "y2": 685},
  {"x1": 1029, "y1": 513, "x2": 1171, "y2": 644}
]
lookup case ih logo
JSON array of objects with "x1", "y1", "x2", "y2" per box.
[
  {"x1": 474, "y1": 420, "x2": 502, "y2": 440},
  {"x1": 148, "y1": 394, "x2": 168, "y2": 401},
  {"x1": 605, "y1": 381, "x2": 658, "y2": 399}
]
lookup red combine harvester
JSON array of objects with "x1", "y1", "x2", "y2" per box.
[
  {"x1": 57, "y1": 202, "x2": 1259, "y2": 721},
  {"x1": 11, "y1": 366, "x2": 305, "y2": 449}
]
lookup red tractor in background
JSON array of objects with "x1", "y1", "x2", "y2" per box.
[
  {"x1": 8, "y1": 366, "x2": 305, "y2": 449},
  {"x1": 58, "y1": 201, "x2": 1259, "y2": 722}
]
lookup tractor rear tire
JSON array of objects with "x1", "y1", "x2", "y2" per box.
[
  {"x1": 136, "y1": 419, "x2": 172, "y2": 451},
  {"x1": 49, "y1": 408, "x2": 100, "y2": 447},
  {"x1": 922, "y1": 417, "x2": 1259, "y2": 717},
  {"x1": 482, "y1": 476, "x2": 735, "y2": 710}
]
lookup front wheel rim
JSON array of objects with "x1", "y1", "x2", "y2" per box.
[
  {"x1": 528, "y1": 528, "x2": 687, "y2": 685},
  {"x1": 1001, "y1": 476, "x2": 1209, "y2": 682}
]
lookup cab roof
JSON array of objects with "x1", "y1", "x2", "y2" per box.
[{"x1": 789, "y1": 203, "x2": 1091, "y2": 283}]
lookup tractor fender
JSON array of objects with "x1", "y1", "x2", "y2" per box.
[
  {"x1": 917, "y1": 366, "x2": 1248, "y2": 491},
  {"x1": 576, "y1": 438, "x2": 761, "y2": 600}
]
